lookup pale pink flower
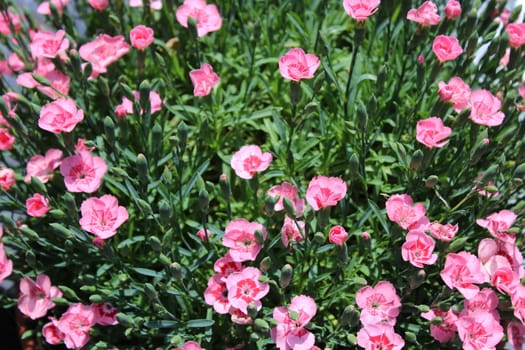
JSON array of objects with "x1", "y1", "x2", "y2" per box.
[
  {"x1": 305, "y1": 175, "x2": 347, "y2": 211},
  {"x1": 437, "y1": 77, "x2": 471, "y2": 112},
  {"x1": 415, "y1": 116, "x2": 452, "y2": 148},
  {"x1": 18, "y1": 274, "x2": 62, "y2": 320},
  {"x1": 469, "y1": 89, "x2": 505, "y2": 127},
  {"x1": 129, "y1": 0, "x2": 162, "y2": 9},
  {"x1": 42, "y1": 318, "x2": 64, "y2": 345},
  {"x1": 421, "y1": 308, "x2": 458, "y2": 343},
  {"x1": 222, "y1": 218, "x2": 267, "y2": 262},
  {"x1": 428, "y1": 222, "x2": 458, "y2": 242},
  {"x1": 357, "y1": 324, "x2": 405, "y2": 350},
  {"x1": 519, "y1": 85, "x2": 525, "y2": 99},
  {"x1": 176, "y1": 0, "x2": 222, "y2": 37},
  {"x1": 328, "y1": 225, "x2": 348, "y2": 246},
  {"x1": 281, "y1": 216, "x2": 305, "y2": 247},
  {"x1": 445, "y1": 0, "x2": 461, "y2": 19},
  {"x1": 507, "y1": 23, "x2": 525, "y2": 49},
  {"x1": 432, "y1": 35, "x2": 463, "y2": 63},
  {"x1": 92, "y1": 303, "x2": 118, "y2": 326},
  {"x1": 407, "y1": 1, "x2": 442, "y2": 26},
  {"x1": 25, "y1": 149, "x2": 63, "y2": 183},
  {"x1": 483, "y1": 255, "x2": 520, "y2": 294},
  {"x1": 0, "y1": 127, "x2": 15, "y2": 150},
  {"x1": 79, "y1": 34, "x2": 130, "y2": 79},
  {"x1": 478, "y1": 238, "x2": 524, "y2": 277},
  {"x1": 476, "y1": 209, "x2": 517, "y2": 244},
  {"x1": 230, "y1": 145, "x2": 272, "y2": 180},
  {"x1": 440, "y1": 251, "x2": 487, "y2": 299},
  {"x1": 385, "y1": 194, "x2": 428, "y2": 230},
  {"x1": 7, "y1": 52, "x2": 26, "y2": 72},
  {"x1": 189, "y1": 63, "x2": 220, "y2": 96},
  {"x1": 226, "y1": 267, "x2": 269, "y2": 314},
  {"x1": 401, "y1": 230, "x2": 437, "y2": 268},
  {"x1": 462, "y1": 288, "x2": 500, "y2": 322},
  {"x1": 174, "y1": 341, "x2": 205, "y2": 350},
  {"x1": 342, "y1": 0, "x2": 380, "y2": 21},
  {"x1": 26, "y1": 193, "x2": 50, "y2": 217},
  {"x1": 456, "y1": 310, "x2": 503, "y2": 350},
  {"x1": 79, "y1": 194, "x2": 129, "y2": 239},
  {"x1": 0, "y1": 8, "x2": 21, "y2": 35},
  {"x1": 130, "y1": 25, "x2": 154, "y2": 50},
  {"x1": 16, "y1": 59, "x2": 71, "y2": 99},
  {"x1": 0, "y1": 239, "x2": 13, "y2": 283},
  {"x1": 507, "y1": 321, "x2": 525, "y2": 350},
  {"x1": 496, "y1": 8, "x2": 511, "y2": 25},
  {"x1": 204, "y1": 274, "x2": 231, "y2": 314},
  {"x1": 75, "y1": 138, "x2": 95, "y2": 153},
  {"x1": 356, "y1": 281, "x2": 401, "y2": 326},
  {"x1": 0, "y1": 167, "x2": 15, "y2": 190},
  {"x1": 279, "y1": 48, "x2": 320, "y2": 82},
  {"x1": 271, "y1": 295, "x2": 317, "y2": 350},
  {"x1": 60, "y1": 151, "x2": 107, "y2": 193},
  {"x1": 196, "y1": 228, "x2": 212, "y2": 241},
  {"x1": 29, "y1": 30, "x2": 69, "y2": 59},
  {"x1": 88, "y1": 0, "x2": 109, "y2": 10},
  {"x1": 37, "y1": 0, "x2": 69, "y2": 15},
  {"x1": 56, "y1": 303, "x2": 96, "y2": 349},
  {"x1": 499, "y1": 47, "x2": 510, "y2": 67},
  {"x1": 0, "y1": 60, "x2": 13, "y2": 75},
  {"x1": 267, "y1": 182, "x2": 305, "y2": 217},
  {"x1": 39, "y1": 98, "x2": 84, "y2": 134},
  {"x1": 512, "y1": 285, "x2": 525, "y2": 325},
  {"x1": 114, "y1": 90, "x2": 163, "y2": 117}
]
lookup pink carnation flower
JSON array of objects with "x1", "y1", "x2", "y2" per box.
[
  {"x1": 226, "y1": 267, "x2": 269, "y2": 314},
  {"x1": 356, "y1": 281, "x2": 401, "y2": 326},
  {"x1": 445, "y1": 0, "x2": 461, "y2": 19},
  {"x1": 437, "y1": 77, "x2": 471, "y2": 112},
  {"x1": 428, "y1": 222, "x2": 458, "y2": 242},
  {"x1": 328, "y1": 225, "x2": 348, "y2": 246},
  {"x1": 92, "y1": 303, "x2": 118, "y2": 326},
  {"x1": 278, "y1": 48, "x2": 320, "y2": 82},
  {"x1": 415, "y1": 116, "x2": 452, "y2": 148},
  {"x1": 267, "y1": 182, "x2": 305, "y2": 217},
  {"x1": 357, "y1": 324, "x2": 405, "y2": 350},
  {"x1": 407, "y1": 1, "x2": 442, "y2": 26},
  {"x1": 230, "y1": 145, "x2": 272, "y2": 180},
  {"x1": 421, "y1": 308, "x2": 458, "y2": 343},
  {"x1": 271, "y1": 295, "x2": 317, "y2": 350},
  {"x1": 0, "y1": 8, "x2": 21, "y2": 35},
  {"x1": 88, "y1": 0, "x2": 109, "y2": 10},
  {"x1": 342, "y1": 0, "x2": 380, "y2": 21},
  {"x1": 174, "y1": 341, "x2": 205, "y2": 350},
  {"x1": 507, "y1": 321, "x2": 525, "y2": 350},
  {"x1": 469, "y1": 89, "x2": 505, "y2": 127},
  {"x1": 281, "y1": 216, "x2": 305, "y2": 247},
  {"x1": 26, "y1": 193, "x2": 51, "y2": 217},
  {"x1": 60, "y1": 151, "x2": 107, "y2": 193},
  {"x1": 176, "y1": 0, "x2": 222, "y2": 37},
  {"x1": 25, "y1": 149, "x2": 63, "y2": 184},
  {"x1": 189, "y1": 63, "x2": 220, "y2": 97},
  {"x1": 401, "y1": 230, "x2": 438, "y2": 268},
  {"x1": 114, "y1": 90, "x2": 163, "y2": 117},
  {"x1": 432, "y1": 35, "x2": 463, "y2": 63},
  {"x1": 222, "y1": 218, "x2": 267, "y2": 262},
  {"x1": 440, "y1": 251, "x2": 487, "y2": 299},
  {"x1": 0, "y1": 167, "x2": 15, "y2": 190},
  {"x1": 37, "y1": 0, "x2": 68, "y2": 15},
  {"x1": 476, "y1": 209, "x2": 517, "y2": 244},
  {"x1": 16, "y1": 59, "x2": 71, "y2": 99},
  {"x1": 79, "y1": 34, "x2": 130, "y2": 79},
  {"x1": 0, "y1": 233, "x2": 13, "y2": 284},
  {"x1": 507, "y1": 23, "x2": 525, "y2": 49},
  {"x1": 385, "y1": 194, "x2": 428, "y2": 230},
  {"x1": 305, "y1": 175, "x2": 347, "y2": 211},
  {"x1": 55, "y1": 303, "x2": 96, "y2": 349},
  {"x1": 129, "y1": 0, "x2": 162, "y2": 9},
  {"x1": 130, "y1": 25, "x2": 154, "y2": 50},
  {"x1": 79, "y1": 194, "x2": 129, "y2": 239},
  {"x1": 29, "y1": 29, "x2": 69, "y2": 59},
  {"x1": 38, "y1": 98, "x2": 84, "y2": 134},
  {"x1": 0, "y1": 127, "x2": 15, "y2": 150},
  {"x1": 204, "y1": 274, "x2": 231, "y2": 314},
  {"x1": 456, "y1": 310, "x2": 503, "y2": 350},
  {"x1": 18, "y1": 274, "x2": 62, "y2": 320}
]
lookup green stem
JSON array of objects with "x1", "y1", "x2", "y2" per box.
[{"x1": 344, "y1": 27, "x2": 364, "y2": 121}]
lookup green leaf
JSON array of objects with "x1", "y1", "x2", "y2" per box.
[
  {"x1": 186, "y1": 319, "x2": 215, "y2": 328},
  {"x1": 132, "y1": 268, "x2": 164, "y2": 278}
]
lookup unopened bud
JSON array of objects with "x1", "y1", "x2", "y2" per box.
[
  {"x1": 199, "y1": 189, "x2": 209, "y2": 215},
  {"x1": 357, "y1": 102, "x2": 368, "y2": 132},
  {"x1": 103, "y1": 116, "x2": 115, "y2": 145},
  {"x1": 408, "y1": 269, "x2": 426, "y2": 290},
  {"x1": 514, "y1": 162, "x2": 525, "y2": 179},
  {"x1": 264, "y1": 197, "x2": 276, "y2": 217},
  {"x1": 347, "y1": 333, "x2": 357, "y2": 346},
  {"x1": 30, "y1": 176, "x2": 47, "y2": 194},
  {"x1": 340, "y1": 305, "x2": 360, "y2": 327},
  {"x1": 283, "y1": 197, "x2": 296, "y2": 218},
  {"x1": 349, "y1": 153, "x2": 359, "y2": 179},
  {"x1": 136, "y1": 154, "x2": 148, "y2": 185},
  {"x1": 219, "y1": 174, "x2": 231, "y2": 201},
  {"x1": 259, "y1": 256, "x2": 272, "y2": 273},
  {"x1": 89, "y1": 294, "x2": 104, "y2": 303},
  {"x1": 148, "y1": 236, "x2": 162, "y2": 252},
  {"x1": 159, "y1": 200, "x2": 171, "y2": 228},
  {"x1": 510, "y1": 5, "x2": 522, "y2": 22},
  {"x1": 144, "y1": 283, "x2": 158, "y2": 300},
  {"x1": 280, "y1": 264, "x2": 293, "y2": 289},
  {"x1": 430, "y1": 316, "x2": 443, "y2": 325},
  {"x1": 448, "y1": 236, "x2": 468, "y2": 252},
  {"x1": 313, "y1": 232, "x2": 325, "y2": 244},
  {"x1": 247, "y1": 302, "x2": 258, "y2": 319},
  {"x1": 170, "y1": 262, "x2": 184, "y2": 280},
  {"x1": 254, "y1": 318, "x2": 270, "y2": 332},
  {"x1": 405, "y1": 331, "x2": 418, "y2": 344},
  {"x1": 117, "y1": 313, "x2": 135, "y2": 327},
  {"x1": 177, "y1": 122, "x2": 188, "y2": 150},
  {"x1": 20, "y1": 226, "x2": 39, "y2": 241},
  {"x1": 139, "y1": 80, "x2": 151, "y2": 113},
  {"x1": 410, "y1": 150, "x2": 424, "y2": 171},
  {"x1": 425, "y1": 175, "x2": 439, "y2": 188}
]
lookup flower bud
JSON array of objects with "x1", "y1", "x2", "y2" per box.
[
  {"x1": 247, "y1": 302, "x2": 258, "y2": 319},
  {"x1": 357, "y1": 101, "x2": 368, "y2": 132},
  {"x1": 97, "y1": 76, "x2": 110, "y2": 97},
  {"x1": 144, "y1": 283, "x2": 158, "y2": 300},
  {"x1": 136, "y1": 198, "x2": 152, "y2": 214},
  {"x1": 50, "y1": 223, "x2": 73, "y2": 239},
  {"x1": 349, "y1": 153, "x2": 359, "y2": 179},
  {"x1": 177, "y1": 121, "x2": 188, "y2": 151},
  {"x1": 264, "y1": 196, "x2": 276, "y2": 217},
  {"x1": 347, "y1": 334, "x2": 357, "y2": 346},
  {"x1": 313, "y1": 232, "x2": 325, "y2": 244},
  {"x1": 170, "y1": 262, "x2": 185, "y2": 280},
  {"x1": 159, "y1": 253, "x2": 172, "y2": 265},
  {"x1": 259, "y1": 256, "x2": 272, "y2": 273},
  {"x1": 136, "y1": 153, "x2": 148, "y2": 185},
  {"x1": 159, "y1": 200, "x2": 171, "y2": 228},
  {"x1": 103, "y1": 116, "x2": 115, "y2": 145},
  {"x1": 49, "y1": 209, "x2": 65, "y2": 219},
  {"x1": 139, "y1": 80, "x2": 151, "y2": 113},
  {"x1": 283, "y1": 197, "x2": 296, "y2": 218},
  {"x1": 20, "y1": 226, "x2": 39, "y2": 241},
  {"x1": 170, "y1": 335, "x2": 183, "y2": 347},
  {"x1": 510, "y1": 5, "x2": 523, "y2": 23},
  {"x1": 448, "y1": 236, "x2": 468, "y2": 252},
  {"x1": 410, "y1": 149, "x2": 424, "y2": 171},
  {"x1": 408, "y1": 269, "x2": 426, "y2": 290},
  {"x1": 404, "y1": 331, "x2": 418, "y2": 344},
  {"x1": 280, "y1": 264, "x2": 293, "y2": 289},
  {"x1": 117, "y1": 313, "x2": 135, "y2": 327},
  {"x1": 425, "y1": 175, "x2": 439, "y2": 188},
  {"x1": 89, "y1": 294, "x2": 104, "y2": 303},
  {"x1": 254, "y1": 318, "x2": 270, "y2": 332},
  {"x1": 199, "y1": 189, "x2": 209, "y2": 215},
  {"x1": 514, "y1": 162, "x2": 525, "y2": 179},
  {"x1": 340, "y1": 305, "x2": 360, "y2": 327},
  {"x1": 148, "y1": 236, "x2": 162, "y2": 252},
  {"x1": 430, "y1": 316, "x2": 443, "y2": 325}
]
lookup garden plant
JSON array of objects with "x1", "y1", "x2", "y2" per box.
[{"x1": 0, "y1": 0, "x2": 525, "y2": 349}]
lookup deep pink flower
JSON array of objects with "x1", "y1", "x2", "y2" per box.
[
  {"x1": 445, "y1": 0, "x2": 461, "y2": 19},
  {"x1": 432, "y1": 35, "x2": 463, "y2": 63},
  {"x1": 401, "y1": 230, "x2": 438, "y2": 268},
  {"x1": 279, "y1": 48, "x2": 320, "y2": 82},
  {"x1": 356, "y1": 281, "x2": 401, "y2": 326},
  {"x1": 305, "y1": 175, "x2": 347, "y2": 211},
  {"x1": 56, "y1": 303, "x2": 96, "y2": 349},
  {"x1": 357, "y1": 324, "x2": 405, "y2": 350},
  {"x1": 476, "y1": 209, "x2": 517, "y2": 244},
  {"x1": 29, "y1": 30, "x2": 69, "y2": 59},
  {"x1": 440, "y1": 251, "x2": 487, "y2": 299},
  {"x1": 0, "y1": 8, "x2": 21, "y2": 35},
  {"x1": 507, "y1": 23, "x2": 525, "y2": 49},
  {"x1": 196, "y1": 228, "x2": 212, "y2": 241},
  {"x1": 174, "y1": 341, "x2": 205, "y2": 350},
  {"x1": 226, "y1": 267, "x2": 269, "y2": 314},
  {"x1": 189, "y1": 63, "x2": 220, "y2": 96},
  {"x1": 230, "y1": 145, "x2": 272, "y2": 180},
  {"x1": 114, "y1": 90, "x2": 163, "y2": 117},
  {"x1": 469, "y1": 89, "x2": 505, "y2": 127},
  {"x1": 25, "y1": 149, "x2": 63, "y2": 184},
  {"x1": 18, "y1": 274, "x2": 62, "y2": 320},
  {"x1": 328, "y1": 225, "x2": 348, "y2": 246},
  {"x1": 130, "y1": 25, "x2": 154, "y2": 50},
  {"x1": 204, "y1": 274, "x2": 231, "y2": 314},
  {"x1": 213, "y1": 253, "x2": 243, "y2": 277},
  {"x1": 385, "y1": 194, "x2": 428, "y2": 230},
  {"x1": 507, "y1": 321, "x2": 525, "y2": 350},
  {"x1": 0, "y1": 127, "x2": 15, "y2": 150},
  {"x1": 60, "y1": 151, "x2": 107, "y2": 193},
  {"x1": 26, "y1": 193, "x2": 51, "y2": 217},
  {"x1": 42, "y1": 318, "x2": 64, "y2": 345},
  {"x1": 79, "y1": 34, "x2": 130, "y2": 79},
  {"x1": 267, "y1": 182, "x2": 305, "y2": 217},
  {"x1": 37, "y1": 0, "x2": 69, "y2": 15},
  {"x1": 281, "y1": 216, "x2": 305, "y2": 247},
  {"x1": 79, "y1": 194, "x2": 129, "y2": 239},
  {"x1": 342, "y1": 0, "x2": 380, "y2": 21},
  {"x1": 416, "y1": 116, "x2": 452, "y2": 148},
  {"x1": 176, "y1": 0, "x2": 222, "y2": 37},
  {"x1": 437, "y1": 77, "x2": 471, "y2": 112},
  {"x1": 39, "y1": 98, "x2": 84, "y2": 134},
  {"x1": 0, "y1": 236, "x2": 13, "y2": 284},
  {"x1": 0, "y1": 167, "x2": 15, "y2": 190},
  {"x1": 428, "y1": 222, "x2": 458, "y2": 242},
  {"x1": 222, "y1": 218, "x2": 267, "y2": 262},
  {"x1": 407, "y1": 1, "x2": 442, "y2": 26},
  {"x1": 88, "y1": 0, "x2": 109, "y2": 10},
  {"x1": 456, "y1": 310, "x2": 503, "y2": 350},
  {"x1": 421, "y1": 308, "x2": 458, "y2": 343},
  {"x1": 271, "y1": 295, "x2": 317, "y2": 350},
  {"x1": 92, "y1": 303, "x2": 118, "y2": 326},
  {"x1": 129, "y1": 0, "x2": 162, "y2": 9}
]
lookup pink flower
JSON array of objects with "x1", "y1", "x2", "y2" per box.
[
  {"x1": 189, "y1": 63, "x2": 220, "y2": 96},
  {"x1": 213, "y1": 253, "x2": 243, "y2": 276},
  {"x1": 0, "y1": 127, "x2": 15, "y2": 150},
  {"x1": 278, "y1": 48, "x2": 320, "y2": 82},
  {"x1": 507, "y1": 23, "x2": 525, "y2": 49},
  {"x1": 130, "y1": 25, "x2": 154, "y2": 50},
  {"x1": 0, "y1": 239, "x2": 13, "y2": 284},
  {"x1": 114, "y1": 90, "x2": 163, "y2": 117},
  {"x1": 174, "y1": 341, "x2": 205, "y2": 350},
  {"x1": 230, "y1": 145, "x2": 272, "y2": 180},
  {"x1": 271, "y1": 295, "x2": 317, "y2": 350},
  {"x1": 0, "y1": 8, "x2": 21, "y2": 35},
  {"x1": 60, "y1": 151, "x2": 107, "y2": 193},
  {"x1": 204, "y1": 274, "x2": 231, "y2": 314},
  {"x1": 421, "y1": 308, "x2": 458, "y2": 343},
  {"x1": 79, "y1": 34, "x2": 130, "y2": 79},
  {"x1": 407, "y1": 1, "x2": 442, "y2": 26},
  {"x1": 463, "y1": 288, "x2": 499, "y2": 316},
  {"x1": 507, "y1": 321, "x2": 525, "y2": 350},
  {"x1": 39, "y1": 98, "x2": 84, "y2": 134},
  {"x1": 37, "y1": 0, "x2": 69, "y2": 15},
  {"x1": 437, "y1": 77, "x2": 471, "y2": 112},
  {"x1": 226, "y1": 267, "x2": 269, "y2": 314},
  {"x1": 29, "y1": 30, "x2": 69, "y2": 59},
  {"x1": 196, "y1": 228, "x2": 212, "y2": 241},
  {"x1": 415, "y1": 116, "x2": 452, "y2": 148},
  {"x1": 16, "y1": 59, "x2": 71, "y2": 99},
  {"x1": 401, "y1": 230, "x2": 437, "y2": 268},
  {"x1": 305, "y1": 175, "x2": 347, "y2": 211},
  {"x1": 0, "y1": 167, "x2": 15, "y2": 190},
  {"x1": 175, "y1": 0, "x2": 222, "y2": 37},
  {"x1": 75, "y1": 138, "x2": 95, "y2": 153},
  {"x1": 478, "y1": 238, "x2": 524, "y2": 277},
  {"x1": 512, "y1": 285, "x2": 525, "y2": 324},
  {"x1": 440, "y1": 251, "x2": 487, "y2": 299},
  {"x1": 385, "y1": 194, "x2": 428, "y2": 230},
  {"x1": 357, "y1": 324, "x2": 405, "y2": 350},
  {"x1": 26, "y1": 193, "x2": 51, "y2": 217},
  {"x1": 88, "y1": 0, "x2": 109, "y2": 10},
  {"x1": 18, "y1": 274, "x2": 62, "y2": 320},
  {"x1": 456, "y1": 310, "x2": 503, "y2": 350},
  {"x1": 428, "y1": 222, "x2": 458, "y2": 242},
  {"x1": 476, "y1": 209, "x2": 517, "y2": 244},
  {"x1": 267, "y1": 182, "x2": 305, "y2": 217},
  {"x1": 129, "y1": 0, "x2": 162, "y2": 9},
  {"x1": 281, "y1": 216, "x2": 305, "y2": 247},
  {"x1": 25, "y1": 149, "x2": 63, "y2": 183},
  {"x1": 7, "y1": 52, "x2": 25, "y2": 72},
  {"x1": 328, "y1": 225, "x2": 348, "y2": 246},
  {"x1": 222, "y1": 218, "x2": 267, "y2": 262},
  {"x1": 483, "y1": 255, "x2": 520, "y2": 294},
  {"x1": 469, "y1": 89, "x2": 505, "y2": 127},
  {"x1": 356, "y1": 281, "x2": 401, "y2": 326},
  {"x1": 42, "y1": 318, "x2": 64, "y2": 345},
  {"x1": 432, "y1": 35, "x2": 463, "y2": 63},
  {"x1": 342, "y1": 0, "x2": 380, "y2": 21},
  {"x1": 445, "y1": 0, "x2": 461, "y2": 19},
  {"x1": 92, "y1": 303, "x2": 118, "y2": 326},
  {"x1": 79, "y1": 194, "x2": 129, "y2": 240},
  {"x1": 56, "y1": 303, "x2": 96, "y2": 349}
]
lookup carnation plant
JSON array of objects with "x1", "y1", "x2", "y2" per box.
[{"x1": 0, "y1": 0, "x2": 524, "y2": 349}]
